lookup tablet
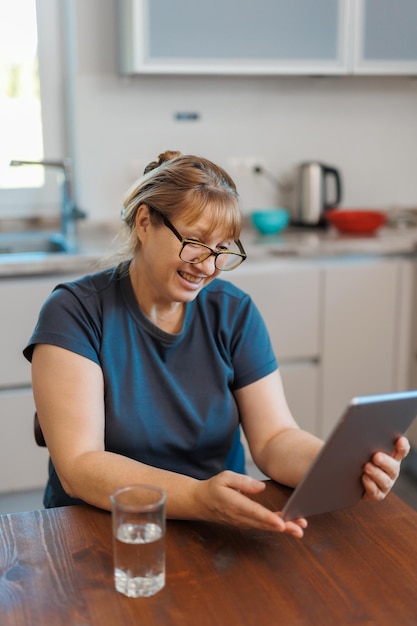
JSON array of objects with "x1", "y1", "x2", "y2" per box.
[{"x1": 281, "y1": 390, "x2": 417, "y2": 521}]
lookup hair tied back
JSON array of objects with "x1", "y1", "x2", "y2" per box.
[{"x1": 143, "y1": 150, "x2": 182, "y2": 175}]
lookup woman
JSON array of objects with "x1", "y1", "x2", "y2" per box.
[{"x1": 24, "y1": 151, "x2": 409, "y2": 539}]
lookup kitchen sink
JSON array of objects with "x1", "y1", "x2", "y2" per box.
[{"x1": 0, "y1": 232, "x2": 74, "y2": 255}]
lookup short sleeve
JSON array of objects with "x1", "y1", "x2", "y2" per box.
[
  {"x1": 23, "y1": 283, "x2": 102, "y2": 365},
  {"x1": 229, "y1": 293, "x2": 278, "y2": 390}
]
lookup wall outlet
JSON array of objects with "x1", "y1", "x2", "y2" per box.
[{"x1": 227, "y1": 157, "x2": 266, "y2": 177}]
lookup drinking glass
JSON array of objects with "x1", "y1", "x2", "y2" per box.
[{"x1": 110, "y1": 484, "x2": 166, "y2": 598}]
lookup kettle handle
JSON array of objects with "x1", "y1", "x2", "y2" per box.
[{"x1": 323, "y1": 166, "x2": 342, "y2": 210}]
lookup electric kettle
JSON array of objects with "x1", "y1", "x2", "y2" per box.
[{"x1": 292, "y1": 162, "x2": 342, "y2": 226}]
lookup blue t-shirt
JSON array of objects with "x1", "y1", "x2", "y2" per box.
[{"x1": 24, "y1": 264, "x2": 277, "y2": 507}]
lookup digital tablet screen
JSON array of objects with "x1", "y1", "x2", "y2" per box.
[{"x1": 281, "y1": 390, "x2": 417, "y2": 521}]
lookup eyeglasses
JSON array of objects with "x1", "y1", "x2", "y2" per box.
[{"x1": 156, "y1": 212, "x2": 247, "y2": 271}]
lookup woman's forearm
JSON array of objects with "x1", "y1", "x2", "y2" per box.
[
  {"x1": 254, "y1": 428, "x2": 323, "y2": 488},
  {"x1": 58, "y1": 450, "x2": 202, "y2": 518},
  {"x1": 61, "y1": 451, "x2": 309, "y2": 535}
]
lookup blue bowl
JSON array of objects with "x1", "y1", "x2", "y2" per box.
[{"x1": 251, "y1": 209, "x2": 290, "y2": 235}]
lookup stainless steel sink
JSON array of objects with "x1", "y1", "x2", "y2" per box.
[{"x1": 0, "y1": 232, "x2": 74, "y2": 255}]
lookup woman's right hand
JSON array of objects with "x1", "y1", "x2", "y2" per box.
[{"x1": 194, "y1": 471, "x2": 307, "y2": 538}]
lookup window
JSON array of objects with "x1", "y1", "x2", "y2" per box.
[{"x1": 0, "y1": 0, "x2": 67, "y2": 218}]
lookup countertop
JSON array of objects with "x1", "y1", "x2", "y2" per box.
[
  {"x1": 1, "y1": 221, "x2": 417, "y2": 278},
  {"x1": 245, "y1": 224, "x2": 417, "y2": 260},
  {"x1": 0, "y1": 223, "x2": 117, "y2": 277}
]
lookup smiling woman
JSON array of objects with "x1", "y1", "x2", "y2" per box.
[
  {"x1": 0, "y1": 0, "x2": 70, "y2": 218},
  {"x1": 21, "y1": 149, "x2": 409, "y2": 539}
]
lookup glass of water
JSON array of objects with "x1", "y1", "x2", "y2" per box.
[{"x1": 110, "y1": 484, "x2": 166, "y2": 598}]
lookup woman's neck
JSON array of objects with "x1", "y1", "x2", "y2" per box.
[{"x1": 129, "y1": 261, "x2": 185, "y2": 334}]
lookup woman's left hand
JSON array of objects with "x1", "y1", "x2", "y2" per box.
[{"x1": 362, "y1": 436, "x2": 410, "y2": 501}]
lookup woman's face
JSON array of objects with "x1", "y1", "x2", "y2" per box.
[{"x1": 135, "y1": 205, "x2": 234, "y2": 305}]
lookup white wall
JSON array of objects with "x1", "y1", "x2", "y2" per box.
[{"x1": 69, "y1": 0, "x2": 417, "y2": 223}]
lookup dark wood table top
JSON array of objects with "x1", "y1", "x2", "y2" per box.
[{"x1": 1, "y1": 481, "x2": 417, "y2": 626}]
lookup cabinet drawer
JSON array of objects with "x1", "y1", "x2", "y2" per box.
[
  {"x1": 227, "y1": 264, "x2": 321, "y2": 361},
  {"x1": 0, "y1": 389, "x2": 49, "y2": 492},
  {"x1": 0, "y1": 275, "x2": 77, "y2": 387}
]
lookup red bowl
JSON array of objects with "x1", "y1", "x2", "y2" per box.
[{"x1": 326, "y1": 210, "x2": 386, "y2": 235}]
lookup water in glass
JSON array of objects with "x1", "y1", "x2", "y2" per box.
[{"x1": 114, "y1": 522, "x2": 165, "y2": 597}]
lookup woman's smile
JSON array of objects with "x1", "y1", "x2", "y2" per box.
[{"x1": 178, "y1": 268, "x2": 207, "y2": 289}]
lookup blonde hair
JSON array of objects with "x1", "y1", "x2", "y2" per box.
[{"x1": 104, "y1": 151, "x2": 241, "y2": 268}]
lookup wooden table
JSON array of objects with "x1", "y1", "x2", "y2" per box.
[{"x1": 1, "y1": 481, "x2": 417, "y2": 626}]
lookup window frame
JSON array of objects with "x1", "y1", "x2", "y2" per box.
[{"x1": 0, "y1": 0, "x2": 69, "y2": 219}]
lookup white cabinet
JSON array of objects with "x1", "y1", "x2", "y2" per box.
[
  {"x1": 0, "y1": 275, "x2": 77, "y2": 387},
  {"x1": 320, "y1": 258, "x2": 414, "y2": 437},
  {"x1": 226, "y1": 262, "x2": 321, "y2": 433},
  {"x1": 119, "y1": 0, "x2": 351, "y2": 75},
  {"x1": 229, "y1": 263, "x2": 321, "y2": 361},
  {"x1": 0, "y1": 389, "x2": 49, "y2": 492},
  {"x1": 353, "y1": 0, "x2": 417, "y2": 74},
  {"x1": 0, "y1": 273, "x2": 79, "y2": 494},
  {"x1": 119, "y1": 0, "x2": 417, "y2": 76}
]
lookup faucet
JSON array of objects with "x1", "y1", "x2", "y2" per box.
[{"x1": 9, "y1": 158, "x2": 86, "y2": 247}]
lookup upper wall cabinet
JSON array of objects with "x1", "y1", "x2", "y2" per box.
[
  {"x1": 118, "y1": 0, "x2": 417, "y2": 76},
  {"x1": 352, "y1": 0, "x2": 417, "y2": 74},
  {"x1": 118, "y1": 0, "x2": 351, "y2": 75}
]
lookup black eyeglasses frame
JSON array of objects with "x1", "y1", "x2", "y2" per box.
[{"x1": 148, "y1": 207, "x2": 247, "y2": 271}]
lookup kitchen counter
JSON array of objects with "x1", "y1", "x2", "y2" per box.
[
  {"x1": 244, "y1": 224, "x2": 417, "y2": 261},
  {"x1": 1, "y1": 221, "x2": 417, "y2": 277},
  {"x1": 0, "y1": 223, "x2": 117, "y2": 277}
]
